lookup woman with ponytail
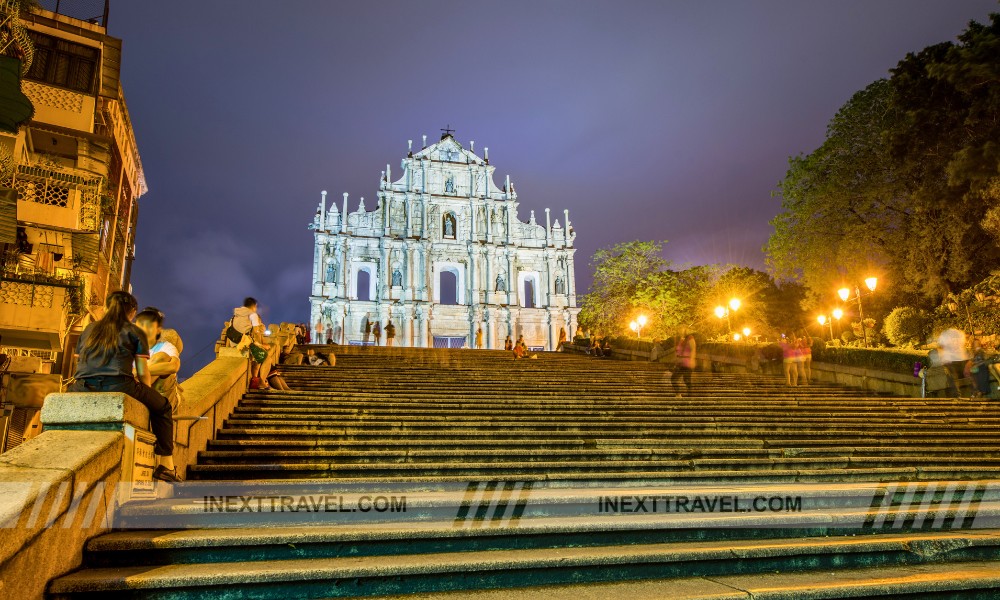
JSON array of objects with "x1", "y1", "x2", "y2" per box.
[{"x1": 69, "y1": 291, "x2": 180, "y2": 482}]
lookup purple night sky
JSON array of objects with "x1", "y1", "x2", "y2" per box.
[{"x1": 109, "y1": 1, "x2": 997, "y2": 374}]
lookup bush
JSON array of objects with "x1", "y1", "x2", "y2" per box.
[
  {"x1": 813, "y1": 346, "x2": 928, "y2": 374},
  {"x1": 701, "y1": 341, "x2": 928, "y2": 374},
  {"x1": 883, "y1": 306, "x2": 931, "y2": 347}
]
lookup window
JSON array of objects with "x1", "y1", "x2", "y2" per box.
[
  {"x1": 26, "y1": 31, "x2": 99, "y2": 94},
  {"x1": 439, "y1": 270, "x2": 458, "y2": 305},
  {"x1": 356, "y1": 270, "x2": 371, "y2": 301}
]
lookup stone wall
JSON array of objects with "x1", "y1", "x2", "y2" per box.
[
  {"x1": 0, "y1": 416, "x2": 126, "y2": 599},
  {"x1": 566, "y1": 342, "x2": 948, "y2": 397}
]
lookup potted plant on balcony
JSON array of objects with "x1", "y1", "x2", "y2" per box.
[{"x1": 0, "y1": 0, "x2": 38, "y2": 134}]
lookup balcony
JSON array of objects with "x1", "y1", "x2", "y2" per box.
[
  {"x1": 0, "y1": 268, "x2": 83, "y2": 351},
  {"x1": 6, "y1": 164, "x2": 101, "y2": 232}
]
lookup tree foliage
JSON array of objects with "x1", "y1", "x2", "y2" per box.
[
  {"x1": 579, "y1": 241, "x2": 806, "y2": 340},
  {"x1": 883, "y1": 306, "x2": 931, "y2": 347},
  {"x1": 767, "y1": 14, "x2": 1000, "y2": 311}
]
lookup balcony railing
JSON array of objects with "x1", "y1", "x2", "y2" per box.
[
  {"x1": 34, "y1": 0, "x2": 108, "y2": 28},
  {"x1": 5, "y1": 164, "x2": 101, "y2": 231}
]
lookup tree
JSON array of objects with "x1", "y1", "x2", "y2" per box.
[
  {"x1": 580, "y1": 244, "x2": 806, "y2": 341},
  {"x1": 883, "y1": 306, "x2": 931, "y2": 347},
  {"x1": 766, "y1": 14, "x2": 1000, "y2": 311},
  {"x1": 578, "y1": 241, "x2": 676, "y2": 339}
]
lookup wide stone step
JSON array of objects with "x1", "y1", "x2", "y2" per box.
[
  {"x1": 184, "y1": 463, "x2": 1000, "y2": 482},
  {"x1": 358, "y1": 561, "x2": 1000, "y2": 600},
  {"x1": 47, "y1": 531, "x2": 1000, "y2": 599},
  {"x1": 79, "y1": 350, "x2": 993, "y2": 599},
  {"x1": 211, "y1": 425, "x2": 1000, "y2": 439},
  {"x1": 198, "y1": 447, "x2": 1000, "y2": 468},
  {"x1": 220, "y1": 416, "x2": 1000, "y2": 429},
  {"x1": 200, "y1": 442, "x2": 1000, "y2": 460}
]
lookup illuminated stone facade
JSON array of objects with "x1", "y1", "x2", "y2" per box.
[{"x1": 309, "y1": 132, "x2": 579, "y2": 349}]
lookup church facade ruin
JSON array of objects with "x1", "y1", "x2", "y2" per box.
[{"x1": 308, "y1": 131, "x2": 580, "y2": 349}]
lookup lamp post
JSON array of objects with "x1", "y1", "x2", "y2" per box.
[
  {"x1": 714, "y1": 298, "x2": 741, "y2": 334},
  {"x1": 817, "y1": 315, "x2": 833, "y2": 341},
  {"x1": 838, "y1": 277, "x2": 877, "y2": 348},
  {"x1": 628, "y1": 314, "x2": 648, "y2": 339}
]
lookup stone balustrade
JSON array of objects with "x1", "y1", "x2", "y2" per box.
[{"x1": 0, "y1": 324, "x2": 291, "y2": 599}]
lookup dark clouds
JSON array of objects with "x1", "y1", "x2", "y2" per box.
[{"x1": 110, "y1": 0, "x2": 997, "y2": 376}]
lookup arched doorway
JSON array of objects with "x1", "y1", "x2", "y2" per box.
[
  {"x1": 439, "y1": 270, "x2": 458, "y2": 305},
  {"x1": 523, "y1": 279, "x2": 536, "y2": 308},
  {"x1": 356, "y1": 269, "x2": 371, "y2": 301}
]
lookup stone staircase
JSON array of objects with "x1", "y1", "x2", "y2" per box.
[{"x1": 47, "y1": 346, "x2": 1000, "y2": 598}]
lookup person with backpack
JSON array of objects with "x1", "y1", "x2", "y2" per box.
[
  {"x1": 68, "y1": 291, "x2": 180, "y2": 482},
  {"x1": 227, "y1": 297, "x2": 270, "y2": 388}
]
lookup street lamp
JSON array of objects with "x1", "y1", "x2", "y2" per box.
[
  {"x1": 817, "y1": 315, "x2": 833, "y2": 341},
  {"x1": 628, "y1": 314, "x2": 648, "y2": 339},
  {"x1": 837, "y1": 277, "x2": 877, "y2": 348},
  {"x1": 714, "y1": 298, "x2": 741, "y2": 333},
  {"x1": 742, "y1": 327, "x2": 751, "y2": 338}
]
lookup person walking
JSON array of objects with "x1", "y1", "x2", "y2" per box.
[
  {"x1": 557, "y1": 327, "x2": 567, "y2": 351},
  {"x1": 671, "y1": 329, "x2": 696, "y2": 397},
  {"x1": 373, "y1": 320, "x2": 382, "y2": 346},
  {"x1": 385, "y1": 320, "x2": 396, "y2": 347},
  {"x1": 798, "y1": 332, "x2": 812, "y2": 385},
  {"x1": 475, "y1": 327, "x2": 483, "y2": 349},
  {"x1": 363, "y1": 313, "x2": 372, "y2": 344},
  {"x1": 781, "y1": 334, "x2": 798, "y2": 387},
  {"x1": 935, "y1": 328, "x2": 969, "y2": 399},
  {"x1": 69, "y1": 291, "x2": 180, "y2": 482},
  {"x1": 970, "y1": 339, "x2": 992, "y2": 398}
]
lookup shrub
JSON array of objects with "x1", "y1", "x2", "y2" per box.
[
  {"x1": 883, "y1": 306, "x2": 931, "y2": 347},
  {"x1": 813, "y1": 345, "x2": 928, "y2": 374},
  {"x1": 701, "y1": 341, "x2": 928, "y2": 374}
]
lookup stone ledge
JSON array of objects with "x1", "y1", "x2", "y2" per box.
[
  {"x1": 0, "y1": 430, "x2": 124, "y2": 600},
  {"x1": 40, "y1": 392, "x2": 150, "y2": 431}
]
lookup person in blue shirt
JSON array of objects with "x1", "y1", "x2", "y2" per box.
[{"x1": 68, "y1": 291, "x2": 179, "y2": 482}]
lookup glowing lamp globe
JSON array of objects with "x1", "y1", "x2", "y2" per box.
[
  {"x1": 729, "y1": 298, "x2": 741, "y2": 311},
  {"x1": 742, "y1": 327, "x2": 751, "y2": 337},
  {"x1": 817, "y1": 315, "x2": 826, "y2": 326},
  {"x1": 865, "y1": 277, "x2": 878, "y2": 292},
  {"x1": 629, "y1": 321, "x2": 638, "y2": 332},
  {"x1": 637, "y1": 315, "x2": 648, "y2": 327},
  {"x1": 733, "y1": 333, "x2": 741, "y2": 341},
  {"x1": 832, "y1": 308, "x2": 843, "y2": 320},
  {"x1": 714, "y1": 306, "x2": 726, "y2": 319},
  {"x1": 838, "y1": 288, "x2": 850, "y2": 302}
]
